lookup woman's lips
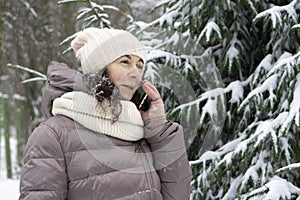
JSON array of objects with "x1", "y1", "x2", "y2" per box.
[{"x1": 120, "y1": 84, "x2": 134, "y2": 90}]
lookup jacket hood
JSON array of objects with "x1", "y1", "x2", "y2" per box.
[{"x1": 41, "y1": 61, "x2": 88, "y2": 119}]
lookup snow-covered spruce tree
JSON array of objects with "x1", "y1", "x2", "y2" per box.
[{"x1": 128, "y1": 0, "x2": 300, "y2": 199}]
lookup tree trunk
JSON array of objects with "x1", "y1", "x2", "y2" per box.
[
  {"x1": 14, "y1": 95, "x2": 26, "y2": 167},
  {"x1": 1, "y1": 95, "x2": 12, "y2": 178},
  {"x1": 0, "y1": 0, "x2": 7, "y2": 75}
]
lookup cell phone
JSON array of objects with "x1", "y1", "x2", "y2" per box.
[{"x1": 131, "y1": 86, "x2": 151, "y2": 111}]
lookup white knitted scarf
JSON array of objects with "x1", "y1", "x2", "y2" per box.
[{"x1": 52, "y1": 91, "x2": 144, "y2": 141}]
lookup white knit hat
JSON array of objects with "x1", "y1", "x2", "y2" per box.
[{"x1": 71, "y1": 27, "x2": 146, "y2": 74}]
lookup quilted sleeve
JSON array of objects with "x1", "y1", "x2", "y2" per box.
[
  {"x1": 145, "y1": 119, "x2": 193, "y2": 200},
  {"x1": 19, "y1": 123, "x2": 68, "y2": 200}
]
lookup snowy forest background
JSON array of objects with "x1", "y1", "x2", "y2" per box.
[{"x1": 0, "y1": 0, "x2": 300, "y2": 199}]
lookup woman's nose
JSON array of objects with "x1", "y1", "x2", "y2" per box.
[{"x1": 129, "y1": 65, "x2": 140, "y2": 78}]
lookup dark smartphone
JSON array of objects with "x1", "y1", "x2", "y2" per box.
[{"x1": 131, "y1": 86, "x2": 151, "y2": 111}]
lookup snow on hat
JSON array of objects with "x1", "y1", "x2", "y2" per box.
[{"x1": 71, "y1": 27, "x2": 146, "y2": 74}]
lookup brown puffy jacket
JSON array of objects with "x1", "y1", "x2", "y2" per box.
[{"x1": 19, "y1": 61, "x2": 192, "y2": 200}]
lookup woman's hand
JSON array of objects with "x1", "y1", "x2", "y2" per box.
[{"x1": 139, "y1": 80, "x2": 166, "y2": 123}]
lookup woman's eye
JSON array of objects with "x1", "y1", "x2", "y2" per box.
[
  {"x1": 137, "y1": 64, "x2": 144, "y2": 70},
  {"x1": 120, "y1": 60, "x2": 130, "y2": 64}
]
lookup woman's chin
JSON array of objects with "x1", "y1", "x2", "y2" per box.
[
  {"x1": 119, "y1": 88, "x2": 135, "y2": 101},
  {"x1": 120, "y1": 93, "x2": 133, "y2": 101}
]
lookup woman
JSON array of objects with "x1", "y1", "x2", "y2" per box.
[{"x1": 19, "y1": 27, "x2": 192, "y2": 200}]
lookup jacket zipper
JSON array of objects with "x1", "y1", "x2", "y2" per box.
[{"x1": 136, "y1": 141, "x2": 155, "y2": 200}]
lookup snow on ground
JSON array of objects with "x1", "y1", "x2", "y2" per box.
[
  {"x1": 0, "y1": 178, "x2": 20, "y2": 199},
  {"x1": 0, "y1": 135, "x2": 20, "y2": 199}
]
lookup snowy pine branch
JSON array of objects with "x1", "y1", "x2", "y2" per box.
[
  {"x1": 239, "y1": 151, "x2": 269, "y2": 193},
  {"x1": 224, "y1": 33, "x2": 243, "y2": 73},
  {"x1": 7, "y1": 63, "x2": 46, "y2": 81},
  {"x1": 241, "y1": 176, "x2": 300, "y2": 200},
  {"x1": 239, "y1": 51, "x2": 300, "y2": 114},
  {"x1": 268, "y1": 51, "x2": 300, "y2": 77},
  {"x1": 20, "y1": 0, "x2": 38, "y2": 17},
  {"x1": 253, "y1": 0, "x2": 299, "y2": 28},
  {"x1": 59, "y1": 32, "x2": 78, "y2": 46},
  {"x1": 146, "y1": 0, "x2": 185, "y2": 28},
  {"x1": 58, "y1": 0, "x2": 86, "y2": 3},
  {"x1": 279, "y1": 73, "x2": 300, "y2": 135},
  {"x1": 7, "y1": 64, "x2": 46, "y2": 84},
  {"x1": 275, "y1": 163, "x2": 300, "y2": 175},
  {"x1": 251, "y1": 54, "x2": 273, "y2": 86},
  {"x1": 292, "y1": 24, "x2": 300, "y2": 29},
  {"x1": 238, "y1": 74, "x2": 278, "y2": 111},
  {"x1": 59, "y1": 0, "x2": 132, "y2": 53},
  {"x1": 197, "y1": 20, "x2": 222, "y2": 43}
]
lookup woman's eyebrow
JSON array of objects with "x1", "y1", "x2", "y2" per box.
[
  {"x1": 123, "y1": 55, "x2": 143, "y2": 64},
  {"x1": 138, "y1": 58, "x2": 144, "y2": 64},
  {"x1": 124, "y1": 55, "x2": 131, "y2": 59}
]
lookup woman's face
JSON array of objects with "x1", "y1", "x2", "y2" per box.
[{"x1": 107, "y1": 55, "x2": 144, "y2": 100}]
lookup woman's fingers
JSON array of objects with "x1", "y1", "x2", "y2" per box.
[
  {"x1": 142, "y1": 80, "x2": 160, "y2": 100},
  {"x1": 139, "y1": 80, "x2": 166, "y2": 122}
]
